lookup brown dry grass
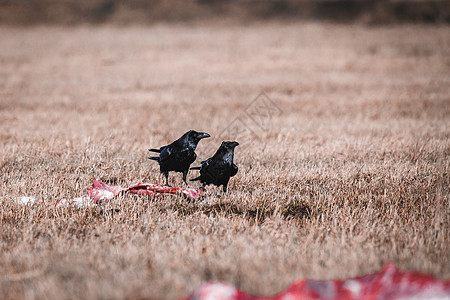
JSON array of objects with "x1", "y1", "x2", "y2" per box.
[{"x1": 0, "y1": 23, "x2": 449, "y2": 299}]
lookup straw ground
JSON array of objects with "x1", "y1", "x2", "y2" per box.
[{"x1": 0, "y1": 23, "x2": 449, "y2": 299}]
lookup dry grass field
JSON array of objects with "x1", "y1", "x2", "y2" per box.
[{"x1": 0, "y1": 23, "x2": 449, "y2": 299}]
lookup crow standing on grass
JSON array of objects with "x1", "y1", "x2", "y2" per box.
[
  {"x1": 148, "y1": 130, "x2": 210, "y2": 186},
  {"x1": 191, "y1": 141, "x2": 239, "y2": 192}
]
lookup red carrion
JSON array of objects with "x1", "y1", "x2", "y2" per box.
[
  {"x1": 55, "y1": 179, "x2": 203, "y2": 207},
  {"x1": 186, "y1": 263, "x2": 450, "y2": 300}
]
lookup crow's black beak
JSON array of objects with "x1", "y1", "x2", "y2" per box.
[
  {"x1": 231, "y1": 141, "x2": 239, "y2": 147},
  {"x1": 199, "y1": 132, "x2": 211, "y2": 139}
]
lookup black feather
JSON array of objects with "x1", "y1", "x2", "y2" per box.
[
  {"x1": 148, "y1": 130, "x2": 210, "y2": 186},
  {"x1": 190, "y1": 141, "x2": 239, "y2": 192},
  {"x1": 191, "y1": 176, "x2": 201, "y2": 181}
]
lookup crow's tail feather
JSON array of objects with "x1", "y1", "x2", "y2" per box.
[
  {"x1": 148, "y1": 156, "x2": 160, "y2": 161},
  {"x1": 148, "y1": 148, "x2": 161, "y2": 153},
  {"x1": 190, "y1": 176, "x2": 201, "y2": 181}
]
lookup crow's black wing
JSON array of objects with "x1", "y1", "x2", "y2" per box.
[
  {"x1": 229, "y1": 163, "x2": 238, "y2": 177},
  {"x1": 159, "y1": 145, "x2": 172, "y2": 162},
  {"x1": 170, "y1": 146, "x2": 196, "y2": 164},
  {"x1": 159, "y1": 143, "x2": 197, "y2": 173},
  {"x1": 199, "y1": 157, "x2": 226, "y2": 184},
  {"x1": 201, "y1": 157, "x2": 212, "y2": 168}
]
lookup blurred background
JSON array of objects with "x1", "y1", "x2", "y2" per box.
[{"x1": 1, "y1": 0, "x2": 449, "y2": 25}]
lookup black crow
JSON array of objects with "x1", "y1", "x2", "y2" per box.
[
  {"x1": 191, "y1": 141, "x2": 239, "y2": 192},
  {"x1": 149, "y1": 130, "x2": 210, "y2": 186}
]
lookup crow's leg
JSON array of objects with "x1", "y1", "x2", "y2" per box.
[
  {"x1": 182, "y1": 170, "x2": 189, "y2": 187},
  {"x1": 164, "y1": 172, "x2": 170, "y2": 187},
  {"x1": 222, "y1": 179, "x2": 230, "y2": 193}
]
